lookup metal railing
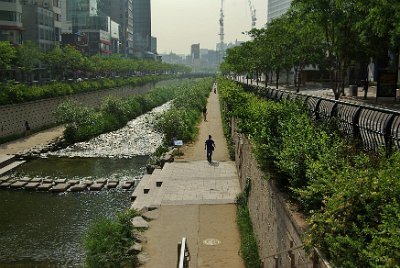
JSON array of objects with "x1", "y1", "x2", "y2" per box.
[
  {"x1": 240, "y1": 83, "x2": 400, "y2": 154},
  {"x1": 177, "y1": 237, "x2": 190, "y2": 268}
]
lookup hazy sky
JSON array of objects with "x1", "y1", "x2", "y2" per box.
[{"x1": 152, "y1": 0, "x2": 267, "y2": 55}]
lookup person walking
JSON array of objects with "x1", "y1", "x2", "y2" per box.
[
  {"x1": 202, "y1": 106, "x2": 208, "y2": 121},
  {"x1": 24, "y1": 121, "x2": 31, "y2": 136},
  {"x1": 204, "y1": 135, "x2": 215, "y2": 162}
]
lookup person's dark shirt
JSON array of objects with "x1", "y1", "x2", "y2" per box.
[{"x1": 205, "y1": 139, "x2": 215, "y2": 151}]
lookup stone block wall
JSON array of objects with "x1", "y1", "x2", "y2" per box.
[
  {"x1": 0, "y1": 84, "x2": 153, "y2": 139},
  {"x1": 233, "y1": 122, "x2": 330, "y2": 267}
]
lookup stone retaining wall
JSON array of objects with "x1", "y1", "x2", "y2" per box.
[
  {"x1": 232, "y1": 121, "x2": 330, "y2": 268},
  {"x1": 0, "y1": 83, "x2": 153, "y2": 139}
]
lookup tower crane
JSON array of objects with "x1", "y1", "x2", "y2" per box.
[
  {"x1": 247, "y1": 0, "x2": 257, "y2": 29},
  {"x1": 218, "y1": 0, "x2": 225, "y2": 63}
]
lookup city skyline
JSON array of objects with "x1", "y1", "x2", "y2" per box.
[{"x1": 152, "y1": 0, "x2": 267, "y2": 55}]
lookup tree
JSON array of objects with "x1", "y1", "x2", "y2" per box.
[
  {"x1": 283, "y1": 9, "x2": 325, "y2": 91},
  {"x1": 16, "y1": 41, "x2": 43, "y2": 82},
  {"x1": 0, "y1": 41, "x2": 16, "y2": 70},
  {"x1": 63, "y1": 45, "x2": 85, "y2": 79},
  {"x1": 44, "y1": 46, "x2": 66, "y2": 80}
]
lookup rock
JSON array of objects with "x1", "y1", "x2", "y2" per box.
[
  {"x1": 137, "y1": 252, "x2": 150, "y2": 265},
  {"x1": 131, "y1": 216, "x2": 149, "y2": 229},
  {"x1": 132, "y1": 230, "x2": 147, "y2": 243},
  {"x1": 143, "y1": 209, "x2": 159, "y2": 220},
  {"x1": 127, "y1": 243, "x2": 142, "y2": 254}
]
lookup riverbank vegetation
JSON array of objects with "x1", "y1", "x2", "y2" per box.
[
  {"x1": 236, "y1": 181, "x2": 262, "y2": 268},
  {"x1": 218, "y1": 78, "x2": 400, "y2": 267},
  {"x1": 0, "y1": 74, "x2": 171, "y2": 105},
  {"x1": 56, "y1": 78, "x2": 213, "y2": 144},
  {"x1": 154, "y1": 78, "x2": 212, "y2": 145},
  {"x1": 84, "y1": 209, "x2": 142, "y2": 268}
]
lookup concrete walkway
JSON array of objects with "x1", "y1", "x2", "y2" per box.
[
  {"x1": 137, "y1": 85, "x2": 244, "y2": 268},
  {"x1": 0, "y1": 126, "x2": 64, "y2": 155}
]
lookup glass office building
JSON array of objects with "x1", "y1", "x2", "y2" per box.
[{"x1": 267, "y1": 0, "x2": 291, "y2": 22}]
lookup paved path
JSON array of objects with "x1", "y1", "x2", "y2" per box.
[
  {"x1": 139, "y1": 85, "x2": 244, "y2": 268},
  {"x1": 0, "y1": 126, "x2": 64, "y2": 155}
]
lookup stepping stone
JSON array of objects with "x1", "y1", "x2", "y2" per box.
[
  {"x1": 67, "y1": 180, "x2": 79, "y2": 185},
  {"x1": 51, "y1": 183, "x2": 70, "y2": 192},
  {"x1": 82, "y1": 180, "x2": 93, "y2": 186},
  {"x1": 121, "y1": 181, "x2": 134, "y2": 189},
  {"x1": 0, "y1": 177, "x2": 10, "y2": 182},
  {"x1": 43, "y1": 179, "x2": 53, "y2": 184},
  {"x1": 10, "y1": 181, "x2": 28, "y2": 188},
  {"x1": 20, "y1": 177, "x2": 32, "y2": 182},
  {"x1": 0, "y1": 182, "x2": 11, "y2": 188},
  {"x1": 24, "y1": 182, "x2": 40, "y2": 190},
  {"x1": 107, "y1": 181, "x2": 119, "y2": 188},
  {"x1": 131, "y1": 216, "x2": 149, "y2": 229},
  {"x1": 54, "y1": 179, "x2": 67, "y2": 184},
  {"x1": 37, "y1": 183, "x2": 53, "y2": 191},
  {"x1": 96, "y1": 179, "x2": 107, "y2": 184},
  {"x1": 69, "y1": 184, "x2": 87, "y2": 192},
  {"x1": 89, "y1": 183, "x2": 104, "y2": 191},
  {"x1": 30, "y1": 178, "x2": 42, "y2": 183}
]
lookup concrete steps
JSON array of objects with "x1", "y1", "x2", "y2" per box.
[
  {"x1": 131, "y1": 167, "x2": 166, "y2": 211},
  {"x1": 0, "y1": 154, "x2": 26, "y2": 177},
  {"x1": 0, "y1": 155, "x2": 15, "y2": 168}
]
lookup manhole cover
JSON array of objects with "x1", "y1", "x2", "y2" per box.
[{"x1": 203, "y1": 238, "x2": 221, "y2": 246}]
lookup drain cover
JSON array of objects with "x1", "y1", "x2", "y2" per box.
[{"x1": 203, "y1": 238, "x2": 221, "y2": 246}]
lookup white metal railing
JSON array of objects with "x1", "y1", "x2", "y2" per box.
[{"x1": 177, "y1": 237, "x2": 190, "y2": 268}]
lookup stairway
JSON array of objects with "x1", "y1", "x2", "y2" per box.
[{"x1": 0, "y1": 155, "x2": 26, "y2": 177}]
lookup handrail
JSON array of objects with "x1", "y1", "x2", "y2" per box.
[
  {"x1": 177, "y1": 237, "x2": 190, "y2": 268},
  {"x1": 238, "y1": 81, "x2": 400, "y2": 154}
]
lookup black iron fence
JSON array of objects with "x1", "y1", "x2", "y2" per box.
[{"x1": 240, "y1": 83, "x2": 400, "y2": 154}]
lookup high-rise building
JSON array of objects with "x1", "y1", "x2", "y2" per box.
[
  {"x1": 132, "y1": 0, "x2": 151, "y2": 58},
  {"x1": 266, "y1": 0, "x2": 291, "y2": 23},
  {"x1": 19, "y1": 0, "x2": 62, "y2": 51},
  {"x1": 150, "y1": 36, "x2": 157, "y2": 53},
  {"x1": 0, "y1": 0, "x2": 23, "y2": 44},
  {"x1": 62, "y1": 0, "x2": 120, "y2": 56},
  {"x1": 99, "y1": 0, "x2": 134, "y2": 57},
  {"x1": 191, "y1": 43, "x2": 200, "y2": 60}
]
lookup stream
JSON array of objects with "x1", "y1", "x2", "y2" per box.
[{"x1": 0, "y1": 102, "x2": 170, "y2": 267}]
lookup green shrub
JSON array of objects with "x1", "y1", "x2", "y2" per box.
[
  {"x1": 218, "y1": 77, "x2": 400, "y2": 267},
  {"x1": 236, "y1": 181, "x2": 262, "y2": 268},
  {"x1": 84, "y1": 209, "x2": 140, "y2": 268}
]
